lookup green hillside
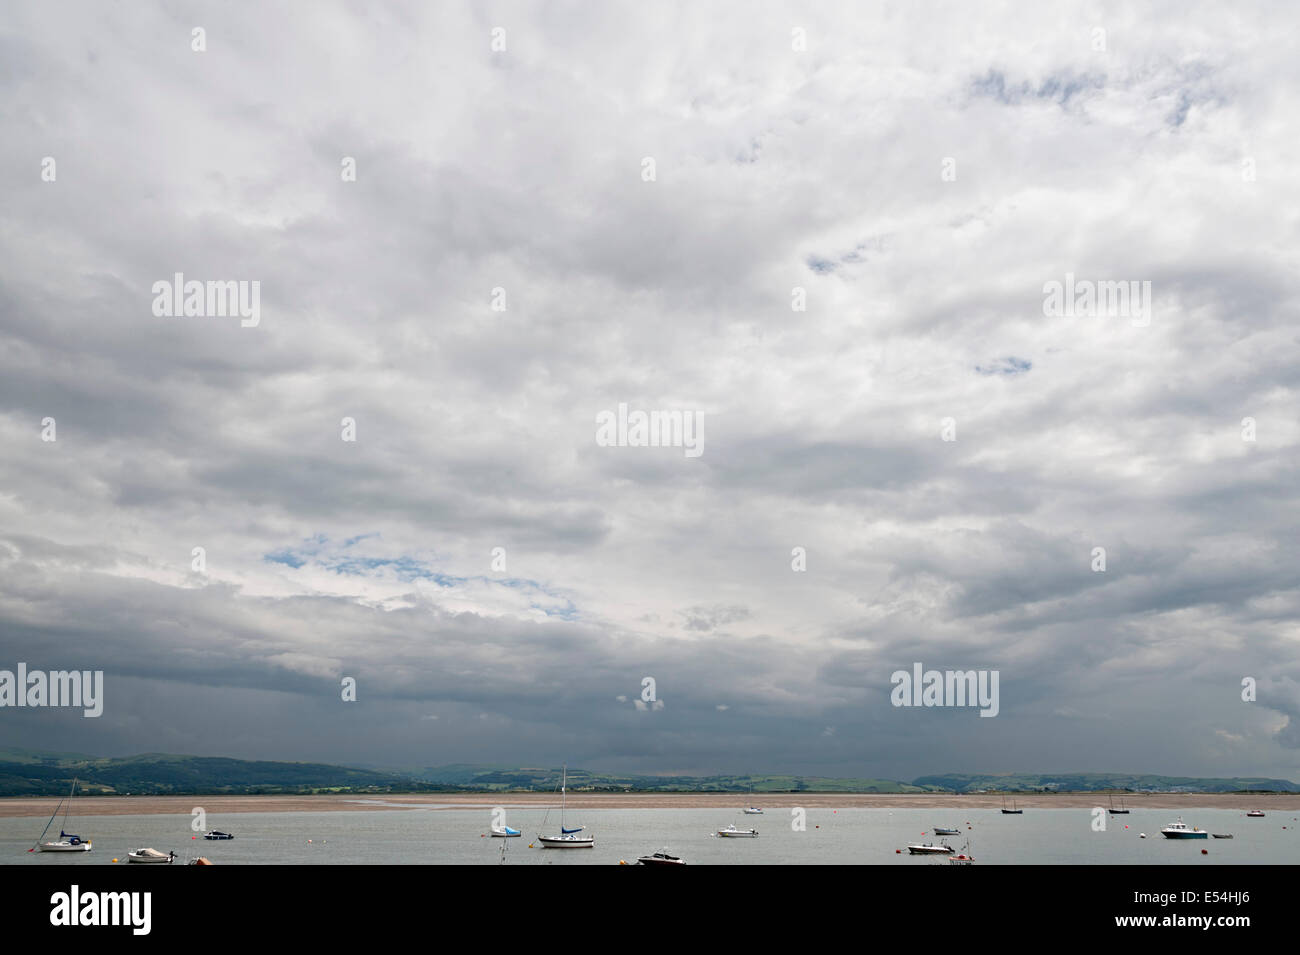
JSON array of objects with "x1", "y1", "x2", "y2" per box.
[
  {"x1": 0, "y1": 749, "x2": 440, "y2": 796},
  {"x1": 912, "y1": 772, "x2": 1300, "y2": 794}
]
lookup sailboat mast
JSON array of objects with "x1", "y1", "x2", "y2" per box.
[{"x1": 60, "y1": 778, "x2": 76, "y2": 832}]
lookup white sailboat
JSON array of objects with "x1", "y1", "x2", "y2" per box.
[
  {"x1": 536, "y1": 765, "x2": 594, "y2": 848},
  {"x1": 32, "y1": 778, "x2": 92, "y2": 853}
]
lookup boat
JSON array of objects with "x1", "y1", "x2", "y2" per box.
[
  {"x1": 948, "y1": 837, "x2": 975, "y2": 864},
  {"x1": 933, "y1": 827, "x2": 961, "y2": 835},
  {"x1": 127, "y1": 848, "x2": 175, "y2": 864},
  {"x1": 1212, "y1": 834, "x2": 1234, "y2": 839},
  {"x1": 742, "y1": 807, "x2": 764, "y2": 815},
  {"x1": 907, "y1": 842, "x2": 954, "y2": 854},
  {"x1": 33, "y1": 778, "x2": 92, "y2": 852},
  {"x1": 1107, "y1": 794, "x2": 1130, "y2": 815},
  {"x1": 637, "y1": 850, "x2": 687, "y2": 866},
  {"x1": 491, "y1": 826, "x2": 521, "y2": 838},
  {"x1": 203, "y1": 830, "x2": 234, "y2": 840},
  {"x1": 1246, "y1": 810, "x2": 1265, "y2": 818},
  {"x1": 188, "y1": 857, "x2": 215, "y2": 865},
  {"x1": 1160, "y1": 818, "x2": 1207, "y2": 839},
  {"x1": 536, "y1": 765, "x2": 594, "y2": 848},
  {"x1": 1000, "y1": 795, "x2": 1023, "y2": 815},
  {"x1": 717, "y1": 825, "x2": 759, "y2": 838}
]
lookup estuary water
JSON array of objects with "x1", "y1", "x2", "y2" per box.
[{"x1": 3, "y1": 807, "x2": 1295, "y2": 865}]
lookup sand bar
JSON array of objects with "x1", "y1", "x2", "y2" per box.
[{"x1": 1, "y1": 791, "x2": 1297, "y2": 818}]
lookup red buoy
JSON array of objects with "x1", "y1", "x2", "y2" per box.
[{"x1": 1201, "y1": 849, "x2": 1207, "y2": 854}]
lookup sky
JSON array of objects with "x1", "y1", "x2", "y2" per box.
[{"x1": 0, "y1": 1, "x2": 1297, "y2": 782}]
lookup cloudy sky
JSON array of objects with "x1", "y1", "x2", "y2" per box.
[{"x1": 1, "y1": 1, "x2": 1297, "y2": 781}]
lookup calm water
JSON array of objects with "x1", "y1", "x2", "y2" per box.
[{"x1": 4, "y1": 806, "x2": 1296, "y2": 865}]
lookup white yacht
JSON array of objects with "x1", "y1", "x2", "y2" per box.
[{"x1": 536, "y1": 766, "x2": 594, "y2": 848}]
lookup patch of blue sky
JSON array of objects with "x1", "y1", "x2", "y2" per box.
[{"x1": 975, "y1": 356, "x2": 1032, "y2": 376}]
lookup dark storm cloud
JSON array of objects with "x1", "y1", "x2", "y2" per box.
[{"x1": 1, "y1": 1, "x2": 1297, "y2": 782}]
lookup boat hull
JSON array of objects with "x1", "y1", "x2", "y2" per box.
[
  {"x1": 537, "y1": 836, "x2": 594, "y2": 848},
  {"x1": 907, "y1": 845, "x2": 954, "y2": 854},
  {"x1": 127, "y1": 852, "x2": 174, "y2": 864},
  {"x1": 39, "y1": 842, "x2": 92, "y2": 852},
  {"x1": 491, "y1": 828, "x2": 521, "y2": 838},
  {"x1": 1161, "y1": 831, "x2": 1208, "y2": 839},
  {"x1": 717, "y1": 829, "x2": 758, "y2": 838}
]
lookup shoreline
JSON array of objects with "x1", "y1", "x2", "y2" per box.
[{"x1": 1, "y1": 791, "x2": 1297, "y2": 818}]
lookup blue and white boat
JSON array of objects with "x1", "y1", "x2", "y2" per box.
[
  {"x1": 34, "y1": 779, "x2": 92, "y2": 852},
  {"x1": 537, "y1": 766, "x2": 594, "y2": 848},
  {"x1": 1160, "y1": 818, "x2": 1207, "y2": 839},
  {"x1": 491, "y1": 825, "x2": 521, "y2": 838}
]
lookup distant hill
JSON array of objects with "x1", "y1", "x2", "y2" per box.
[
  {"x1": 404, "y1": 765, "x2": 940, "y2": 793},
  {"x1": 0, "y1": 749, "x2": 1293, "y2": 796},
  {"x1": 912, "y1": 772, "x2": 1300, "y2": 794},
  {"x1": 0, "y1": 748, "x2": 440, "y2": 797}
]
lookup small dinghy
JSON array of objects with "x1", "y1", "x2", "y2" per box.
[
  {"x1": 490, "y1": 826, "x2": 521, "y2": 837},
  {"x1": 1246, "y1": 810, "x2": 1265, "y2": 817},
  {"x1": 127, "y1": 848, "x2": 175, "y2": 864},
  {"x1": 933, "y1": 827, "x2": 961, "y2": 835},
  {"x1": 188, "y1": 857, "x2": 215, "y2": 865},
  {"x1": 1212, "y1": 833, "x2": 1234, "y2": 839},
  {"x1": 742, "y1": 807, "x2": 764, "y2": 815},
  {"x1": 203, "y1": 830, "x2": 234, "y2": 840}
]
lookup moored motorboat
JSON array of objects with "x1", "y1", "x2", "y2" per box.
[
  {"x1": 1246, "y1": 810, "x2": 1265, "y2": 817},
  {"x1": 933, "y1": 827, "x2": 961, "y2": 835},
  {"x1": 907, "y1": 842, "x2": 954, "y2": 854},
  {"x1": 203, "y1": 830, "x2": 234, "y2": 840},
  {"x1": 128, "y1": 848, "x2": 175, "y2": 864},
  {"x1": 742, "y1": 807, "x2": 764, "y2": 815},
  {"x1": 1160, "y1": 818, "x2": 1207, "y2": 839},
  {"x1": 188, "y1": 857, "x2": 215, "y2": 865},
  {"x1": 1212, "y1": 833, "x2": 1233, "y2": 839},
  {"x1": 717, "y1": 825, "x2": 759, "y2": 838},
  {"x1": 637, "y1": 850, "x2": 686, "y2": 866}
]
